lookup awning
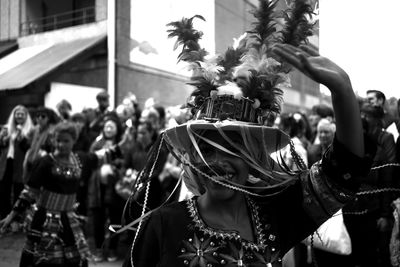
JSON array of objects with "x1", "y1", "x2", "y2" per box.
[
  {"x1": 0, "y1": 41, "x2": 18, "y2": 58},
  {"x1": 0, "y1": 34, "x2": 106, "y2": 91}
]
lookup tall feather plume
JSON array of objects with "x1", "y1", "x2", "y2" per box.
[
  {"x1": 166, "y1": 15, "x2": 207, "y2": 63},
  {"x1": 231, "y1": 0, "x2": 284, "y2": 116},
  {"x1": 217, "y1": 33, "x2": 248, "y2": 83},
  {"x1": 185, "y1": 60, "x2": 222, "y2": 112},
  {"x1": 279, "y1": 0, "x2": 314, "y2": 46},
  {"x1": 234, "y1": 45, "x2": 285, "y2": 114},
  {"x1": 167, "y1": 15, "x2": 216, "y2": 113},
  {"x1": 247, "y1": 0, "x2": 278, "y2": 50}
]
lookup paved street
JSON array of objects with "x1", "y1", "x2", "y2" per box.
[{"x1": 0, "y1": 233, "x2": 124, "y2": 267}]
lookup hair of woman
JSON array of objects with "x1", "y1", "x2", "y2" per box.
[
  {"x1": 5, "y1": 105, "x2": 34, "y2": 139},
  {"x1": 53, "y1": 121, "x2": 79, "y2": 141}
]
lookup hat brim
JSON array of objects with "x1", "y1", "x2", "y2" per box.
[{"x1": 163, "y1": 120, "x2": 290, "y2": 155}]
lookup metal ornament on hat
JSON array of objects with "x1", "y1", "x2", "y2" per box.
[
  {"x1": 167, "y1": 0, "x2": 316, "y2": 128},
  {"x1": 197, "y1": 93, "x2": 259, "y2": 123}
]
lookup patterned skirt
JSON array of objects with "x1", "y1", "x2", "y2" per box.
[{"x1": 21, "y1": 190, "x2": 90, "y2": 266}]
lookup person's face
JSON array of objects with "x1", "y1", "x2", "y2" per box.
[
  {"x1": 367, "y1": 92, "x2": 383, "y2": 107},
  {"x1": 14, "y1": 108, "x2": 27, "y2": 125},
  {"x1": 98, "y1": 98, "x2": 109, "y2": 110},
  {"x1": 136, "y1": 124, "x2": 152, "y2": 146},
  {"x1": 361, "y1": 112, "x2": 379, "y2": 133},
  {"x1": 54, "y1": 132, "x2": 75, "y2": 156},
  {"x1": 36, "y1": 113, "x2": 49, "y2": 128},
  {"x1": 58, "y1": 105, "x2": 71, "y2": 118},
  {"x1": 141, "y1": 110, "x2": 160, "y2": 131},
  {"x1": 317, "y1": 124, "x2": 334, "y2": 147},
  {"x1": 103, "y1": 120, "x2": 118, "y2": 139},
  {"x1": 308, "y1": 114, "x2": 321, "y2": 132},
  {"x1": 193, "y1": 132, "x2": 249, "y2": 200},
  {"x1": 73, "y1": 120, "x2": 85, "y2": 134}
]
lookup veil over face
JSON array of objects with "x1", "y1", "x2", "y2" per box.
[{"x1": 164, "y1": 122, "x2": 301, "y2": 197}]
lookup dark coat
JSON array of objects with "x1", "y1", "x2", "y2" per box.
[{"x1": 0, "y1": 136, "x2": 31, "y2": 183}]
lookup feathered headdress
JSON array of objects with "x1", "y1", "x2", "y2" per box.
[
  {"x1": 167, "y1": 0, "x2": 315, "y2": 124},
  {"x1": 129, "y1": 0, "x2": 316, "y2": 209}
]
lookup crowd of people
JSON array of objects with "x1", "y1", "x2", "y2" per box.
[
  {"x1": 0, "y1": 91, "x2": 190, "y2": 266},
  {"x1": 0, "y1": 0, "x2": 400, "y2": 266},
  {"x1": 0, "y1": 79, "x2": 399, "y2": 267},
  {"x1": 274, "y1": 90, "x2": 400, "y2": 267},
  {"x1": 0, "y1": 81, "x2": 399, "y2": 267}
]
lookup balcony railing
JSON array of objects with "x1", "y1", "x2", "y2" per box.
[{"x1": 20, "y1": 6, "x2": 97, "y2": 36}]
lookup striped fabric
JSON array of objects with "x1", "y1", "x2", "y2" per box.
[
  {"x1": 37, "y1": 190, "x2": 76, "y2": 211},
  {"x1": 24, "y1": 211, "x2": 91, "y2": 265}
]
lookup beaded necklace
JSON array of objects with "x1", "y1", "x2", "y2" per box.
[{"x1": 50, "y1": 153, "x2": 82, "y2": 179}]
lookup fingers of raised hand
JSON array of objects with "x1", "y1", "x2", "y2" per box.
[
  {"x1": 272, "y1": 44, "x2": 316, "y2": 77},
  {"x1": 299, "y1": 45, "x2": 319, "y2": 57},
  {"x1": 271, "y1": 44, "x2": 304, "y2": 70}
]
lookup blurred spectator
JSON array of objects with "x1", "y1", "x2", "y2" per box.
[
  {"x1": 116, "y1": 104, "x2": 135, "y2": 127},
  {"x1": 0, "y1": 105, "x2": 34, "y2": 219},
  {"x1": 278, "y1": 113, "x2": 308, "y2": 170},
  {"x1": 300, "y1": 119, "x2": 349, "y2": 267},
  {"x1": 56, "y1": 99, "x2": 72, "y2": 121},
  {"x1": 122, "y1": 121, "x2": 168, "y2": 223},
  {"x1": 296, "y1": 112, "x2": 312, "y2": 150},
  {"x1": 367, "y1": 90, "x2": 400, "y2": 144},
  {"x1": 343, "y1": 102, "x2": 397, "y2": 267},
  {"x1": 153, "y1": 104, "x2": 166, "y2": 132},
  {"x1": 140, "y1": 107, "x2": 161, "y2": 133},
  {"x1": 89, "y1": 90, "x2": 112, "y2": 140},
  {"x1": 366, "y1": 89, "x2": 386, "y2": 107},
  {"x1": 123, "y1": 121, "x2": 158, "y2": 178},
  {"x1": 366, "y1": 90, "x2": 398, "y2": 130},
  {"x1": 88, "y1": 114, "x2": 125, "y2": 262},
  {"x1": 277, "y1": 112, "x2": 309, "y2": 266},
  {"x1": 307, "y1": 119, "x2": 336, "y2": 167},
  {"x1": 23, "y1": 107, "x2": 59, "y2": 182},
  {"x1": 82, "y1": 107, "x2": 96, "y2": 125},
  {"x1": 96, "y1": 90, "x2": 110, "y2": 114},
  {"x1": 71, "y1": 112, "x2": 93, "y2": 217},
  {"x1": 71, "y1": 113, "x2": 91, "y2": 153},
  {"x1": 308, "y1": 104, "x2": 334, "y2": 144}
]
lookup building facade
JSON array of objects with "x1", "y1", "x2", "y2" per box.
[{"x1": 0, "y1": 0, "x2": 328, "y2": 124}]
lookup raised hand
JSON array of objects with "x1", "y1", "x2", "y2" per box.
[
  {"x1": 272, "y1": 43, "x2": 364, "y2": 157},
  {"x1": 272, "y1": 44, "x2": 352, "y2": 94}
]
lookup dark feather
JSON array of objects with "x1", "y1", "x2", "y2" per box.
[
  {"x1": 187, "y1": 76, "x2": 218, "y2": 98},
  {"x1": 218, "y1": 46, "x2": 248, "y2": 82},
  {"x1": 279, "y1": 0, "x2": 314, "y2": 46},
  {"x1": 236, "y1": 70, "x2": 283, "y2": 114},
  {"x1": 186, "y1": 76, "x2": 218, "y2": 113},
  {"x1": 247, "y1": 0, "x2": 278, "y2": 49},
  {"x1": 166, "y1": 15, "x2": 205, "y2": 43},
  {"x1": 179, "y1": 48, "x2": 208, "y2": 63},
  {"x1": 166, "y1": 15, "x2": 207, "y2": 63}
]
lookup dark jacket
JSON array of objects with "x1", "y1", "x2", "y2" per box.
[
  {"x1": 344, "y1": 130, "x2": 396, "y2": 218},
  {"x1": 0, "y1": 136, "x2": 31, "y2": 183}
]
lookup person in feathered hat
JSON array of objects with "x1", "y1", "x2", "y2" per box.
[{"x1": 122, "y1": 1, "x2": 373, "y2": 266}]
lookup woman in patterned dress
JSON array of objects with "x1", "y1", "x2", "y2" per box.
[{"x1": 0, "y1": 121, "x2": 127, "y2": 266}]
